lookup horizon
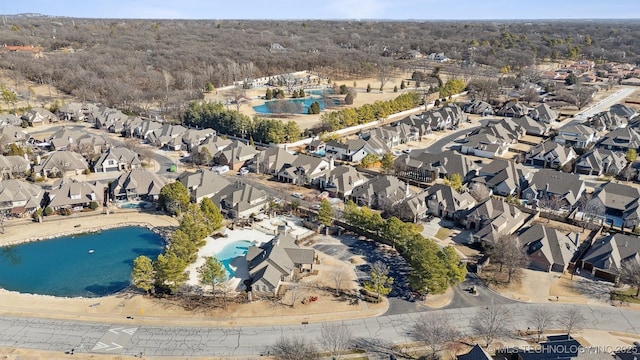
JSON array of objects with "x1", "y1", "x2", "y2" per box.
[{"x1": 3, "y1": 0, "x2": 640, "y2": 21}]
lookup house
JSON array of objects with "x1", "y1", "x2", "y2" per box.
[
  {"x1": 94, "y1": 108, "x2": 127, "y2": 130},
  {"x1": 0, "y1": 114, "x2": 21, "y2": 126},
  {"x1": 496, "y1": 101, "x2": 530, "y2": 118},
  {"x1": 427, "y1": 52, "x2": 448, "y2": 62},
  {"x1": 194, "y1": 135, "x2": 232, "y2": 165},
  {"x1": 93, "y1": 147, "x2": 141, "y2": 173},
  {"x1": 590, "y1": 110, "x2": 628, "y2": 131},
  {"x1": 574, "y1": 148, "x2": 626, "y2": 176},
  {"x1": 521, "y1": 169, "x2": 586, "y2": 209},
  {"x1": 554, "y1": 124, "x2": 598, "y2": 149},
  {"x1": 181, "y1": 128, "x2": 216, "y2": 152},
  {"x1": 360, "y1": 127, "x2": 401, "y2": 149},
  {"x1": 132, "y1": 119, "x2": 163, "y2": 139},
  {"x1": 177, "y1": 169, "x2": 231, "y2": 203},
  {"x1": 0, "y1": 125, "x2": 30, "y2": 146},
  {"x1": 462, "y1": 198, "x2": 528, "y2": 244},
  {"x1": 511, "y1": 115, "x2": 550, "y2": 136},
  {"x1": 471, "y1": 159, "x2": 531, "y2": 197},
  {"x1": 21, "y1": 107, "x2": 58, "y2": 126},
  {"x1": 246, "y1": 229, "x2": 315, "y2": 296},
  {"x1": 580, "y1": 233, "x2": 640, "y2": 282},
  {"x1": 459, "y1": 133, "x2": 509, "y2": 159},
  {"x1": 597, "y1": 127, "x2": 640, "y2": 152},
  {"x1": 528, "y1": 103, "x2": 559, "y2": 123},
  {"x1": 424, "y1": 183, "x2": 475, "y2": 219},
  {"x1": 214, "y1": 141, "x2": 258, "y2": 170},
  {"x1": 0, "y1": 155, "x2": 30, "y2": 179},
  {"x1": 350, "y1": 175, "x2": 411, "y2": 209},
  {"x1": 0, "y1": 179, "x2": 44, "y2": 217},
  {"x1": 45, "y1": 179, "x2": 103, "y2": 212},
  {"x1": 147, "y1": 124, "x2": 188, "y2": 150},
  {"x1": 325, "y1": 139, "x2": 368, "y2": 162},
  {"x1": 249, "y1": 146, "x2": 296, "y2": 175},
  {"x1": 525, "y1": 141, "x2": 577, "y2": 169},
  {"x1": 109, "y1": 169, "x2": 168, "y2": 201},
  {"x1": 590, "y1": 181, "x2": 640, "y2": 229},
  {"x1": 457, "y1": 344, "x2": 492, "y2": 360},
  {"x1": 323, "y1": 165, "x2": 369, "y2": 199},
  {"x1": 306, "y1": 139, "x2": 326, "y2": 153},
  {"x1": 57, "y1": 102, "x2": 99, "y2": 122},
  {"x1": 397, "y1": 114, "x2": 431, "y2": 140},
  {"x1": 610, "y1": 103, "x2": 637, "y2": 121},
  {"x1": 461, "y1": 99, "x2": 494, "y2": 116},
  {"x1": 48, "y1": 129, "x2": 108, "y2": 154},
  {"x1": 277, "y1": 154, "x2": 330, "y2": 186},
  {"x1": 212, "y1": 181, "x2": 269, "y2": 218},
  {"x1": 394, "y1": 150, "x2": 480, "y2": 183},
  {"x1": 34, "y1": 151, "x2": 89, "y2": 179},
  {"x1": 422, "y1": 104, "x2": 466, "y2": 130},
  {"x1": 518, "y1": 223, "x2": 579, "y2": 272}
]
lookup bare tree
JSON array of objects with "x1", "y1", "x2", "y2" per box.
[
  {"x1": 326, "y1": 268, "x2": 350, "y2": 296},
  {"x1": 572, "y1": 85, "x2": 596, "y2": 110},
  {"x1": 618, "y1": 260, "x2": 640, "y2": 298},
  {"x1": 378, "y1": 61, "x2": 392, "y2": 91},
  {"x1": 319, "y1": 323, "x2": 352, "y2": 359},
  {"x1": 528, "y1": 308, "x2": 555, "y2": 342},
  {"x1": 502, "y1": 236, "x2": 530, "y2": 283},
  {"x1": 284, "y1": 284, "x2": 306, "y2": 307},
  {"x1": 470, "y1": 300, "x2": 513, "y2": 347},
  {"x1": 520, "y1": 86, "x2": 540, "y2": 105},
  {"x1": 579, "y1": 194, "x2": 605, "y2": 225},
  {"x1": 557, "y1": 307, "x2": 586, "y2": 339},
  {"x1": 270, "y1": 336, "x2": 319, "y2": 360},
  {"x1": 410, "y1": 313, "x2": 460, "y2": 359},
  {"x1": 621, "y1": 165, "x2": 636, "y2": 182}
]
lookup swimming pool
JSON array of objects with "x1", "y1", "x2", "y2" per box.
[
  {"x1": 216, "y1": 240, "x2": 253, "y2": 277},
  {"x1": 0, "y1": 227, "x2": 165, "y2": 298}
]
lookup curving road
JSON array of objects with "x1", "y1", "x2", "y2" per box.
[{"x1": 1, "y1": 303, "x2": 638, "y2": 357}]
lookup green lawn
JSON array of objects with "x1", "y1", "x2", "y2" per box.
[
  {"x1": 611, "y1": 287, "x2": 640, "y2": 304},
  {"x1": 434, "y1": 227, "x2": 453, "y2": 240}
]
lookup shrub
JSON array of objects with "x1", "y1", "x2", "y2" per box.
[
  {"x1": 44, "y1": 207, "x2": 54, "y2": 216},
  {"x1": 84, "y1": 168, "x2": 91, "y2": 175},
  {"x1": 90, "y1": 201, "x2": 100, "y2": 210}
]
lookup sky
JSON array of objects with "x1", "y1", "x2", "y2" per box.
[{"x1": 3, "y1": 0, "x2": 640, "y2": 20}]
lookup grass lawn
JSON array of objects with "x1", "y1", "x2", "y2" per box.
[
  {"x1": 434, "y1": 227, "x2": 453, "y2": 240},
  {"x1": 611, "y1": 287, "x2": 640, "y2": 304}
]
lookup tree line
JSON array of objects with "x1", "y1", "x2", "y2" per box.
[
  {"x1": 131, "y1": 182, "x2": 223, "y2": 294},
  {"x1": 343, "y1": 200, "x2": 466, "y2": 295}
]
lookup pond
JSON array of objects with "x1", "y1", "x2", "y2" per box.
[
  {"x1": 0, "y1": 226, "x2": 165, "y2": 298},
  {"x1": 253, "y1": 94, "x2": 339, "y2": 114}
]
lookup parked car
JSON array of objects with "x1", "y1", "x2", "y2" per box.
[
  {"x1": 239, "y1": 167, "x2": 249, "y2": 176},
  {"x1": 211, "y1": 165, "x2": 230, "y2": 174},
  {"x1": 292, "y1": 192, "x2": 303, "y2": 199},
  {"x1": 311, "y1": 204, "x2": 321, "y2": 210},
  {"x1": 402, "y1": 148, "x2": 412, "y2": 154}
]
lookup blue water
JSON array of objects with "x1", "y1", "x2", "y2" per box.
[
  {"x1": 253, "y1": 97, "x2": 340, "y2": 114},
  {"x1": 0, "y1": 227, "x2": 165, "y2": 298},
  {"x1": 216, "y1": 240, "x2": 253, "y2": 277},
  {"x1": 120, "y1": 202, "x2": 141, "y2": 209}
]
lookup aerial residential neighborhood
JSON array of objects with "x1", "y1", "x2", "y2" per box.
[{"x1": 1, "y1": 6, "x2": 640, "y2": 360}]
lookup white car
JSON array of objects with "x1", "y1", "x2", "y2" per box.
[
  {"x1": 292, "y1": 192, "x2": 303, "y2": 199},
  {"x1": 311, "y1": 204, "x2": 321, "y2": 210},
  {"x1": 402, "y1": 148, "x2": 412, "y2": 154},
  {"x1": 239, "y1": 167, "x2": 249, "y2": 176}
]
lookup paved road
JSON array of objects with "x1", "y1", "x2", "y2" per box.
[
  {"x1": 421, "y1": 124, "x2": 480, "y2": 153},
  {"x1": 554, "y1": 86, "x2": 638, "y2": 129},
  {"x1": 1, "y1": 303, "x2": 638, "y2": 357}
]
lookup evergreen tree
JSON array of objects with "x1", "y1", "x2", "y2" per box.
[
  {"x1": 344, "y1": 92, "x2": 354, "y2": 105},
  {"x1": 265, "y1": 88, "x2": 273, "y2": 100},
  {"x1": 154, "y1": 252, "x2": 188, "y2": 293},
  {"x1": 200, "y1": 197, "x2": 223, "y2": 233},
  {"x1": 366, "y1": 84, "x2": 371, "y2": 93},
  {"x1": 198, "y1": 256, "x2": 226, "y2": 294},
  {"x1": 159, "y1": 182, "x2": 191, "y2": 215},
  {"x1": 131, "y1": 255, "x2": 155, "y2": 294},
  {"x1": 400, "y1": 80, "x2": 406, "y2": 89},
  {"x1": 380, "y1": 152, "x2": 395, "y2": 174},
  {"x1": 317, "y1": 198, "x2": 333, "y2": 226}
]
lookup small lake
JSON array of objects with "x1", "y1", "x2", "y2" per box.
[{"x1": 0, "y1": 226, "x2": 165, "y2": 298}]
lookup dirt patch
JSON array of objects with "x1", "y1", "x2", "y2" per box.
[
  {"x1": 349, "y1": 255, "x2": 366, "y2": 265},
  {"x1": 434, "y1": 227, "x2": 453, "y2": 240},
  {"x1": 549, "y1": 275, "x2": 587, "y2": 298},
  {"x1": 423, "y1": 287, "x2": 454, "y2": 308},
  {"x1": 477, "y1": 264, "x2": 528, "y2": 300}
]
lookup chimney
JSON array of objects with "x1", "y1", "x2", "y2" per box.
[
  {"x1": 573, "y1": 233, "x2": 580, "y2": 246},
  {"x1": 545, "y1": 183, "x2": 550, "y2": 194},
  {"x1": 405, "y1": 182, "x2": 410, "y2": 197},
  {"x1": 329, "y1": 156, "x2": 335, "y2": 171}
]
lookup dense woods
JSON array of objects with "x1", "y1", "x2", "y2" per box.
[{"x1": 1, "y1": 16, "x2": 639, "y2": 121}]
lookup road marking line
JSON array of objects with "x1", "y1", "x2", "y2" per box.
[
  {"x1": 106, "y1": 342, "x2": 123, "y2": 351},
  {"x1": 108, "y1": 327, "x2": 124, "y2": 334},
  {"x1": 92, "y1": 342, "x2": 109, "y2": 351}
]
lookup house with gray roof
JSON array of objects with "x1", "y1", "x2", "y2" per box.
[
  {"x1": 21, "y1": 107, "x2": 58, "y2": 126},
  {"x1": 93, "y1": 147, "x2": 141, "y2": 173},
  {"x1": 528, "y1": 103, "x2": 559, "y2": 123},
  {"x1": 422, "y1": 104, "x2": 465, "y2": 130},
  {"x1": 177, "y1": 169, "x2": 231, "y2": 203},
  {"x1": 212, "y1": 181, "x2": 269, "y2": 218},
  {"x1": 459, "y1": 133, "x2": 509, "y2": 159},
  {"x1": 194, "y1": 135, "x2": 232, "y2": 165},
  {"x1": 574, "y1": 148, "x2": 626, "y2": 176},
  {"x1": 461, "y1": 99, "x2": 494, "y2": 116},
  {"x1": 397, "y1": 113, "x2": 431, "y2": 140},
  {"x1": 214, "y1": 140, "x2": 258, "y2": 170},
  {"x1": 471, "y1": 159, "x2": 531, "y2": 197},
  {"x1": 246, "y1": 229, "x2": 315, "y2": 296},
  {"x1": 496, "y1": 100, "x2": 530, "y2": 118},
  {"x1": 580, "y1": 233, "x2": 640, "y2": 282},
  {"x1": 132, "y1": 119, "x2": 163, "y2": 139},
  {"x1": 45, "y1": 179, "x2": 103, "y2": 212},
  {"x1": 322, "y1": 165, "x2": 369, "y2": 199},
  {"x1": 511, "y1": 115, "x2": 550, "y2": 136},
  {"x1": 147, "y1": 124, "x2": 188, "y2": 150},
  {"x1": 0, "y1": 125, "x2": 30, "y2": 146},
  {"x1": 48, "y1": 128, "x2": 108, "y2": 154},
  {"x1": 0, "y1": 155, "x2": 29, "y2": 179},
  {"x1": 94, "y1": 107, "x2": 127, "y2": 130},
  {"x1": 0, "y1": 114, "x2": 21, "y2": 126},
  {"x1": 109, "y1": 169, "x2": 168, "y2": 201},
  {"x1": 277, "y1": 154, "x2": 330, "y2": 186},
  {"x1": 610, "y1": 103, "x2": 637, "y2": 121},
  {"x1": 590, "y1": 110, "x2": 628, "y2": 131},
  {"x1": 462, "y1": 198, "x2": 528, "y2": 244},
  {"x1": 424, "y1": 183, "x2": 475, "y2": 219},
  {"x1": 57, "y1": 102, "x2": 99, "y2": 122},
  {"x1": 325, "y1": 139, "x2": 368, "y2": 162},
  {"x1": 34, "y1": 151, "x2": 89, "y2": 179},
  {"x1": 0, "y1": 179, "x2": 44, "y2": 217},
  {"x1": 590, "y1": 181, "x2": 640, "y2": 229},
  {"x1": 457, "y1": 344, "x2": 492, "y2": 360},
  {"x1": 525, "y1": 141, "x2": 577, "y2": 169},
  {"x1": 554, "y1": 124, "x2": 598, "y2": 149},
  {"x1": 181, "y1": 128, "x2": 216, "y2": 152},
  {"x1": 597, "y1": 127, "x2": 640, "y2": 152},
  {"x1": 394, "y1": 150, "x2": 480, "y2": 183},
  {"x1": 521, "y1": 169, "x2": 585, "y2": 209},
  {"x1": 349, "y1": 175, "x2": 411, "y2": 209},
  {"x1": 518, "y1": 223, "x2": 579, "y2": 272},
  {"x1": 249, "y1": 146, "x2": 296, "y2": 175},
  {"x1": 360, "y1": 126, "x2": 400, "y2": 149}
]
